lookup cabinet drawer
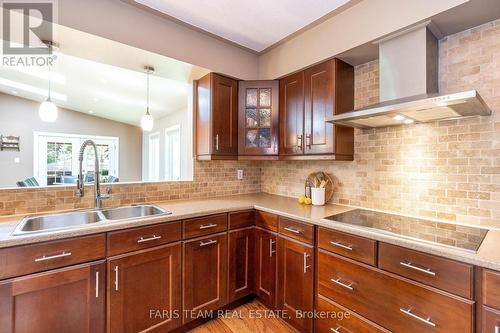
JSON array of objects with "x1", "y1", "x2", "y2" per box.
[
  {"x1": 255, "y1": 211, "x2": 278, "y2": 232},
  {"x1": 0, "y1": 234, "x2": 105, "y2": 280},
  {"x1": 483, "y1": 269, "x2": 500, "y2": 310},
  {"x1": 318, "y1": 227, "x2": 377, "y2": 266},
  {"x1": 229, "y1": 210, "x2": 255, "y2": 230},
  {"x1": 318, "y1": 250, "x2": 473, "y2": 333},
  {"x1": 107, "y1": 221, "x2": 182, "y2": 256},
  {"x1": 279, "y1": 217, "x2": 314, "y2": 245},
  {"x1": 379, "y1": 243, "x2": 473, "y2": 298},
  {"x1": 316, "y1": 295, "x2": 390, "y2": 333},
  {"x1": 183, "y1": 214, "x2": 227, "y2": 239},
  {"x1": 483, "y1": 306, "x2": 500, "y2": 333}
]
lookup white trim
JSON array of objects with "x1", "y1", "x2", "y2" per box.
[
  {"x1": 164, "y1": 124, "x2": 181, "y2": 181},
  {"x1": 33, "y1": 131, "x2": 120, "y2": 186}
]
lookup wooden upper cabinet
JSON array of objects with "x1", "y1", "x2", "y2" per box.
[
  {"x1": 0, "y1": 261, "x2": 105, "y2": 333},
  {"x1": 280, "y1": 58, "x2": 354, "y2": 160},
  {"x1": 238, "y1": 81, "x2": 279, "y2": 157},
  {"x1": 279, "y1": 71, "x2": 304, "y2": 156},
  {"x1": 195, "y1": 73, "x2": 238, "y2": 160},
  {"x1": 107, "y1": 244, "x2": 182, "y2": 333}
]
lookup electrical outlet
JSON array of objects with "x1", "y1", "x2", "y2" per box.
[{"x1": 237, "y1": 169, "x2": 244, "y2": 180}]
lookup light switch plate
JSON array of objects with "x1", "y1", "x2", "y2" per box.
[{"x1": 237, "y1": 169, "x2": 243, "y2": 180}]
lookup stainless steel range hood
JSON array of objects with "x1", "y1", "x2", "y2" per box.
[{"x1": 327, "y1": 22, "x2": 491, "y2": 128}]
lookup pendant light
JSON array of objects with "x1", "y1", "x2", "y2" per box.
[
  {"x1": 39, "y1": 41, "x2": 58, "y2": 123},
  {"x1": 141, "y1": 66, "x2": 154, "y2": 131}
]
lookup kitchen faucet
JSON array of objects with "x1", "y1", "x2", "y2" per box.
[{"x1": 76, "y1": 139, "x2": 110, "y2": 209}]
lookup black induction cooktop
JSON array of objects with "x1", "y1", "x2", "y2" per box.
[{"x1": 324, "y1": 209, "x2": 488, "y2": 252}]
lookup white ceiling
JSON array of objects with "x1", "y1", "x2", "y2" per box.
[
  {"x1": 134, "y1": 0, "x2": 353, "y2": 52},
  {"x1": 0, "y1": 52, "x2": 191, "y2": 126},
  {"x1": 0, "y1": 11, "x2": 210, "y2": 126}
]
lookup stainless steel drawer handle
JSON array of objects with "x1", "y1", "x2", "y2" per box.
[
  {"x1": 137, "y1": 235, "x2": 162, "y2": 243},
  {"x1": 95, "y1": 271, "x2": 99, "y2": 298},
  {"x1": 330, "y1": 241, "x2": 353, "y2": 251},
  {"x1": 35, "y1": 251, "x2": 72, "y2": 262},
  {"x1": 303, "y1": 253, "x2": 311, "y2": 273},
  {"x1": 400, "y1": 261, "x2": 436, "y2": 276},
  {"x1": 199, "y1": 239, "x2": 217, "y2": 247},
  {"x1": 199, "y1": 224, "x2": 218, "y2": 229},
  {"x1": 331, "y1": 278, "x2": 354, "y2": 291},
  {"x1": 284, "y1": 226, "x2": 301, "y2": 234},
  {"x1": 400, "y1": 308, "x2": 436, "y2": 327},
  {"x1": 269, "y1": 239, "x2": 276, "y2": 257},
  {"x1": 495, "y1": 326, "x2": 500, "y2": 333},
  {"x1": 114, "y1": 266, "x2": 119, "y2": 291}
]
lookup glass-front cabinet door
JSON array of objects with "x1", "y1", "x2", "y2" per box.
[{"x1": 238, "y1": 80, "x2": 279, "y2": 157}]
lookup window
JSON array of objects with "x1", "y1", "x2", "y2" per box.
[
  {"x1": 34, "y1": 132, "x2": 119, "y2": 186},
  {"x1": 148, "y1": 132, "x2": 160, "y2": 181},
  {"x1": 165, "y1": 125, "x2": 181, "y2": 181}
]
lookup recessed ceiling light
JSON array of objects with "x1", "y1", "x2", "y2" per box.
[
  {"x1": 393, "y1": 114, "x2": 405, "y2": 121},
  {"x1": 89, "y1": 110, "x2": 94, "y2": 114},
  {"x1": 404, "y1": 119, "x2": 415, "y2": 124},
  {"x1": 11, "y1": 90, "x2": 18, "y2": 94},
  {"x1": 100, "y1": 78, "x2": 107, "y2": 83}
]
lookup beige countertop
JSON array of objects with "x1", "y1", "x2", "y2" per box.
[{"x1": 1, "y1": 192, "x2": 500, "y2": 271}]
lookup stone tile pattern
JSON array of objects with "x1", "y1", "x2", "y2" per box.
[
  {"x1": 261, "y1": 19, "x2": 500, "y2": 228},
  {"x1": 0, "y1": 160, "x2": 261, "y2": 216}
]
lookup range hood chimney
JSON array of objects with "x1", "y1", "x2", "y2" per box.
[{"x1": 327, "y1": 22, "x2": 491, "y2": 128}]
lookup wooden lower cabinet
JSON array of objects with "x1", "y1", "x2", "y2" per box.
[
  {"x1": 278, "y1": 236, "x2": 314, "y2": 333},
  {"x1": 318, "y1": 250, "x2": 474, "y2": 333},
  {"x1": 316, "y1": 295, "x2": 390, "y2": 333},
  {"x1": 228, "y1": 227, "x2": 255, "y2": 302},
  {"x1": 0, "y1": 261, "x2": 105, "y2": 333},
  {"x1": 183, "y1": 232, "x2": 228, "y2": 321},
  {"x1": 483, "y1": 306, "x2": 500, "y2": 333},
  {"x1": 107, "y1": 243, "x2": 182, "y2": 333},
  {"x1": 254, "y1": 227, "x2": 278, "y2": 309}
]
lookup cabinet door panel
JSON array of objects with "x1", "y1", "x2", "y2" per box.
[
  {"x1": 228, "y1": 228, "x2": 255, "y2": 302},
  {"x1": 212, "y1": 74, "x2": 238, "y2": 155},
  {"x1": 278, "y1": 236, "x2": 314, "y2": 333},
  {"x1": 254, "y1": 228, "x2": 277, "y2": 309},
  {"x1": 304, "y1": 60, "x2": 334, "y2": 155},
  {"x1": 0, "y1": 261, "x2": 105, "y2": 333},
  {"x1": 279, "y1": 72, "x2": 304, "y2": 155},
  {"x1": 238, "y1": 81, "x2": 279, "y2": 156},
  {"x1": 183, "y1": 233, "x2": 227, "y2": 318},
  {"x1": 108, "y1": 243, "x2": 182, "y2": 333}
]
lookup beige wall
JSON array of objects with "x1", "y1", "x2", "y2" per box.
[
  {"x1": 261, "y1": 19, "x2": 500, "y2": 229},
  {"x1": 57, "y1": 0, "x2": 259, "y2": 80},
  {"x1": 258, "y1": 0, "x2": 468, "y2": 79},
  {"x1": 0, "y1": 93, "x2": 143, "y2": 188}
]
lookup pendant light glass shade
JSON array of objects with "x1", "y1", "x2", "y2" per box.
[
  {"x1": 141, "y1": 66, "x2": 154, "y2": 131},
  {"x1": 39, "y1": 98, "x2": 58, "y2": 122},
  {"x1": 141, "y1": 110, "x2": 154, "y2": 131}
]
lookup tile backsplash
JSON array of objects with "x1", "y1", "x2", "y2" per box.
[
  {"x1": 0, "y1": 160, "x2": 261, "y2": 216},
  {"x1": 261, "y1": 19, "x2": 500, "y2": 229},
  {"x1": 0, "y1": 19, "x2": 499, "y2": 229}
]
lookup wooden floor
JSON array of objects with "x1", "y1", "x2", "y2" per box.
[{"x1": 188, "y1": 301, "x2": 297, "y2": 333}]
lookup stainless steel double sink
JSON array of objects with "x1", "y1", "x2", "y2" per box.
[{"x1": 12, "y1": 205, "x2": 170, "y2": 236}]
